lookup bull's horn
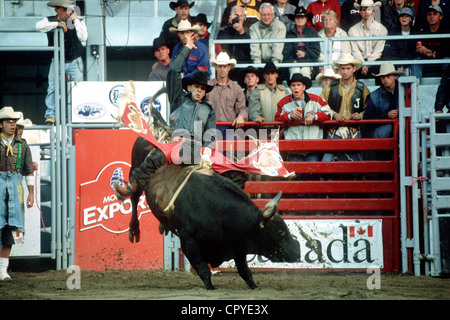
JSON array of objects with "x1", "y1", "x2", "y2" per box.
[{"x1": 262, "y1": 191, "x2": 282, "y2": 219}]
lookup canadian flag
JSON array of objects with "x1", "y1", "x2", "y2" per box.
[{"x1": 349, "y1": 226, "x2": 373, "y2": 237}]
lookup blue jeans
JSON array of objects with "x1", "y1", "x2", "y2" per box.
[
  {"x1": 45, "y1": 58, "x2": 84, "y2": 119},
  {"x1": 0, "y1": 172, "x2": 25, "y2": 242}
]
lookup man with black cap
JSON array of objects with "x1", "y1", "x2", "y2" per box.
[
  {"x1": 248, "y1": 61, "x2": 287, "y2": 123},
  {"x1": 36, "y1": 0, "x2": 88, "y2": 125},
  {"x1": 148, "y1": 37, "x2": 171, "y2": 81},
  {"x1": 115, "y1": 31, "x2": 216, "y2": 198},
  {"x1": 159, "y1": 0, "x2": 195, "y2": 54}
]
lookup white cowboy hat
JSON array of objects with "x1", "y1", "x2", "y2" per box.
[
  {"x1": 0, "y1": 106, "x2": 21, "y2": 121},
  {"x1": 211, "y1": 52, "x2": 237, "y2": 68},
  {"x1": 354, "y1": 0, "x2": 382, "y2": 10},
  {"x1": 315, "y1": 68, "x2": 341, "y2": 85},
  {"x1": 372, "y1": 62, "x2": 404, "y2": 77},
  {"x1": 47, "y1": 0, "x2": 75, "y2": 8},
  {"x1": 169, "y1": 19, "x2": 201, "y2": 33},
  {"x1": 333, "y1": 53, "x2": 363, "y2": 71},
  {"x1": 16, "y1": 112, "x2": 33, "y2": 127}
]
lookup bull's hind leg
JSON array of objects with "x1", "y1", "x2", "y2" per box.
[
  {"x1": 128, "y1": 186, "x2": 143, "y2": 243},
  {"x1": 235, "y1": 254, "x2": 258, "y2": 289},
  {"x1": 180, "y1": 239, "x2": 215, "y2": 290}
]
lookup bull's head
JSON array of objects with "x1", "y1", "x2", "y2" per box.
[{"x1": 259, "y1": 191, "x2": 300, "y2": 263}]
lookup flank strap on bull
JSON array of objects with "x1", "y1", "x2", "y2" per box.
[{"x1": 163, "y1": 164, "x2": 213, "y2": 215}]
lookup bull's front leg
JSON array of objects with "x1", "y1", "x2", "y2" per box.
[
  {"x1": 234, "y1": 254, "x2": 258, "y2": 289},
  {"x1": 128, "y1": 186, "x2": 143, "y2": 243}
]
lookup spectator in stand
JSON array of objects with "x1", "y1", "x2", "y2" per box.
[
  {"x1": 415, "y1": 0, "x2": 450, "y2": 30},
  {"x1": 364, "y1": 62, "x2": 403, "y2": 139},
  {"x1": 348, "y1": 0, "x2": 388, "y2": 77},
  {"x1": 283, "y1": 6, "x2": 320, "y2": 79},
  {"x1": 315, "y1": 68, "x2": 341, "y2": 88},
  {"x1": 383, "y1": 7, "x2": 416, "y2": 74},
  {"x1": 341, "y1": 0, "x2": 364, "y2": 32},
  {"x1": 148, "y1": 37, "x2": 171, "y2": 81},
  {"x1": 159, "y1": 0, "x2": 195, "y2": 55},
  {"x1": 320, "y1": 53, "x2": 370, "y2": 162},
  {"x1": 383, "y1": 0, "x2": 414, "y2": 31},
  {"x1": 207, "y1": 52, "x2": 248, "y2": 189},
  {"x1": 411, "y1": 5, "x2": 450, "y2": 83},
  {"x1": 435, "y1": 64, "x2": 450, "y2": 114},
  {"x1": 193, "y1": 13, "x2": 222, "y2": 56},
  {"x1": 217, "y1": 5, "x2": 252, "y2": 63},
  {"x1": 249, "y1": 2, "x2": 287, "y2": 64},
  {"x1": 238, "y1": 66, "x2": 261, "y2": 106},
  {"x1": 170, "y1": 19, "x2": 211, "y2": 78},
  {"x1": 207, "y1": 52, "x2": 247, "y2": 137},
  {"x1": 306, "y1": 0, "x2": 342, "y2": 32},
  {"x1": 274, "y1": 0, "x2": 297, "y2": 32},
  {"x1": 248, "y1": 61, "x2": 288, "y2": 122},
  {"x1": 275, "y1": 73, "x2": 332, "y2": 196},
  {"x1": 318, "y1": 9, "x2": 351, "y2": 73},
  {"x1": 221, "y1": 0, "x2": 262, "y2": 30}
]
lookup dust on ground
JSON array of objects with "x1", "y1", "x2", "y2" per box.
[{"x1": 1, "y1": 269, "x2": 449, "y2": 300}]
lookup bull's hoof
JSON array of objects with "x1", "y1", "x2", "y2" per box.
[{"x1": 128, "y1": 229, "x2": 141, "y2": 243}]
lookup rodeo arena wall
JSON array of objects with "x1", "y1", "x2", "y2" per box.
[{"x1": 1, "y1": 0, "x2": 449, "y2": 277}]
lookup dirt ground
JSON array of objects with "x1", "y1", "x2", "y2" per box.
[{"x1": 1, "y1": 269, "x2": 449, "y2": 300}]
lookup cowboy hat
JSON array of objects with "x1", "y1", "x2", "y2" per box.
[
  {"x1": 372, "y1": 62, "x2": 404, "y2": 76},
  {"x1": 315, "y1": 68, "x2": 341, "y2": 86},
  {"x1": 169, "y1": 0, "x2": 195, "y2": 11},
  {"x1": 354, "y1": 0, "x2": 382, "y2": 10},
  {"x1": 169, "y1": 19, "x2": 201, "y2": 33},
  {"x1": 235, "y1": 66, "x2": 261, "y2": 86},
  {"x1": 151, "y1": 37, "x2": 169, "y2": 54},
  {"x1": 333, "y1": 53, "x2": 363, "y2": 70},
  {"x1": 288, "y1": 73, "x2": 312, "y2": 89},
  {"x1": 181, "y1": 72, "x2": 214, "y2": 93},
  {"x1": 286, "y1": 6, "x2": 313, "y2": 22},
  {"x1": 47, "y1": 0, "x2": 75, "y2": 8},
  {"x1": 193, "y1": 13, "x2": 211, "y2": 28},
  {"x1": 211, "y1": 52, "x2": 237, "y2": 68},
  {"x1": 16, "y1": 112, "x2": 33, "y2": 127},
  {"x1": 0, "y1": 106, "x2": 21, "y2": 121},
  {"x1": 262, "y1": 61, "x2": 280, "y2": 74}
]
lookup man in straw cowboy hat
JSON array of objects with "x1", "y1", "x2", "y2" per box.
[
  {"x1": 348, "y1": 0, "x2": 387, "y2": 77},
  {"x1": 320, "y1": 53, "x2": 370, "y2": 162},
  {"x1": 159, "y1": 0, "x2": 195, "y2": 54},
  {"x1": 364, "y1": 62, "x2": 403, "y2": 139},
  {"x1": 0, "y1": 107, "x2": 35, "y2": 281},
  {"x1": 115, "y1": 31, "x2": 216, "y2": 199},
  {"x1": 170, "y1": 19, "x2": 211, "y2": 78},
  {"x1": 207, "y1": 52, "x2": 247, "y2": 133},
  {"x1": 36, "y1": 0, "x2": 88, "y2": 125}
]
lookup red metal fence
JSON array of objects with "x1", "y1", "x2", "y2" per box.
[{"x1": 217, "y1": 119, "x2": 400, "y2": 272}]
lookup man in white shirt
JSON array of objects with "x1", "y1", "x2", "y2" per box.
[
  {"x1": 36, "y1": 0, "x2": 88, "y2": 125},
  {"x1": 348, "y1": 0, "x2": 387, "y2": 77}
]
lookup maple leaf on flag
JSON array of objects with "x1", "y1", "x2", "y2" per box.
[{"x1": 357, "y1": 227, "x2": 366, "y2": 236}]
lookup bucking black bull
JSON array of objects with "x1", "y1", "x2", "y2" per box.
[{"x1": 124, "y1": 136, "x2": 300, "y2": 290}]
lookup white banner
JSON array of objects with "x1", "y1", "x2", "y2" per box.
[
  {"x1": 71, "y1": 81, "x2": 167, "y2": 123},
  {"x1": 221, "y1": 219, "x2": 384, "y2": 269}
]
